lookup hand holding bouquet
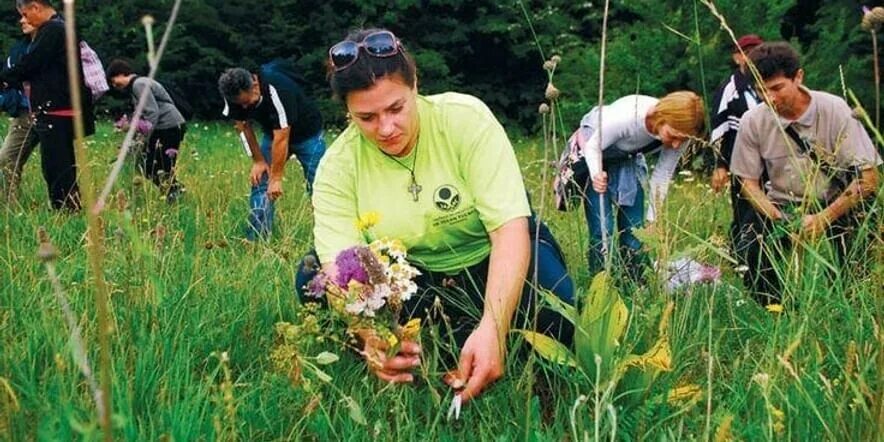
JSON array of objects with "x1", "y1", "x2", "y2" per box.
[{"x1": 306, "y1": 238, "x2": 423, "y2": 363}]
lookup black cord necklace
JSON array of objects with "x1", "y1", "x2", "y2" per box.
[{"x1": 383, "y1": 139, "x2": 422, "y2": 202}]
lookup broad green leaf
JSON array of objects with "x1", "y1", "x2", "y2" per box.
[
  {"x1": 540, "y1": 289, "x2": 576, "y2": 325},
  {"x1": 615, "y1": 302, "x2": 675, "y2": 405},
  {"x1": 514, "y1": 330, "x2": 577, "y2": 367},
  {"x1": 309, "y1": 364, "x2": 333, "y2": 383},
  {"x1": 314, "y1": 351, "x2": 340, "y2": 365},
  {"x1": 343, "y1": 396, "x2": 367, "y2": 425},
  {"x1": 575, "y1": 272, "x2": 628, "y2": 383}
]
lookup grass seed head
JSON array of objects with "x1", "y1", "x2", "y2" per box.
[
  {"x1": 545, "y1": 82, "x2": 560, "y2": 100},
  {"x1": 862, "y1": 7, "x2": 884, "y2": 32},
  {"x1": 36, "y1": 227, "x2": 58, "y2": 262}
]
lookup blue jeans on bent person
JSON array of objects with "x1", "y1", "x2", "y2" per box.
[
  {"x1": 583, "y1": 159, "x2": 646, "y2": 276},
  {"x1": 247, "y1": 130, "x2": 327, "y2": 239}
]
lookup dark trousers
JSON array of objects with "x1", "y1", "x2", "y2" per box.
[
  {"x1": 402, "y1": 219, "x2": 574, "y2": 350},
  {"x1": 34, "y1": 115, "x2": 79, "y2": 210},
  {"x1": 295, "y1": 218, "x2": 575, "y2": 348},
  {"x1": 140, "y1": 125, "x2": 184, "y2": 189},
  {"x1": 727, "y1": 175, "x2": 755, "y2": 248},
  {"x1": 735, "y1": 204, "x2": 867, "y2": 306}
]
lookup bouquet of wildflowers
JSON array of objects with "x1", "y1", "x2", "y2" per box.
[{"x1": 305, "y1": 218, "x2": 423, "y2": 352}]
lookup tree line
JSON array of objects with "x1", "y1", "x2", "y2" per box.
[{"x1": 0, "y1": 0, "x2": 879, "y2": 134}]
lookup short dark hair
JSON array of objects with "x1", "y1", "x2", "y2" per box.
[
  {"x1": 327, "y1": 28, "x2": 417, "y2": 101},
  {"x1": 106, "y1": 59, "x2": 135, "y2": 81},
  {"x1": 16, "y1": 0, "x2": 54, "y2": 8},
  {"x1": 218, "y1": 68, "x2": 253, "y2": 103},
  {"x1": 748, "y1": 42, "x2": 801, "y2": 80}
]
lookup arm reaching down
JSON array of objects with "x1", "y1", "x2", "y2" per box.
[{"x1": 454, "y1": 217, "x2": 529, "y2": 402}]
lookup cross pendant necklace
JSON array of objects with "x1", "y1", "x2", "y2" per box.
[
  {"x1": 407, "y1": 174, "x2": 422, "y2": 202},
  {"x1": 384, "y1": 138, "x2": 422, "y2": 202}
]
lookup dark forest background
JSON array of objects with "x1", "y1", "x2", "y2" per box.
[{"x1": 0, "y1": 0, "x2": 881, "y2": 133}]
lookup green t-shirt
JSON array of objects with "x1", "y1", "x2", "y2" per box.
[{"x1": 313, "y1": 92, "x2": 530, "y2": 273}]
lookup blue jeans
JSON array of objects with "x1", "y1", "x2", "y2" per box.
[
  {"x1": 247, "y1": 130, "x2": 326, "y2": 240},
  {"x1": 583, "y1": 160, "x2": 646, "y2": 276}
]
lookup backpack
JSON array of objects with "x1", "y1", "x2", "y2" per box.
[
  {"x1": 79, "y1": 41, "x2": 109, "y2": 100},
  {"x1": 262, "y1": 58, "x2": 307, "y2": 85},
  {"x1": 157, "y1": 78, "x2": 194, "y2": 120}
]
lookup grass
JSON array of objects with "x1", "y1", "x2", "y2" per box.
[{"x1": 0, "y1": 120, "x2": 881, "y2": 440}]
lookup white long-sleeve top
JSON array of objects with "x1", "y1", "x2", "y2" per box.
[{"x1": 580, "y1": 95, "x2": 683, "y2": 222}]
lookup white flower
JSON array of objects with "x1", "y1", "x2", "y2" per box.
[
  {"x1": 345, "y1": 300, "x2": 370, "y2": 317},
  {"x1": 399, "y1": 281, "x2": 419, "y2": 302}
]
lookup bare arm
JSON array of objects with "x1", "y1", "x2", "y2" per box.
[
  {"x1": 820, "y1": 168, "x2": 878, "y2": 222},
  {"x1": 481, "y1": 216, "x2": 530, "y2": 346},
  {"x1": 234, "y1": 120, "x2": 263, "y2": 162},
  {"x1": 802, "y1": 168, "x2": 879, "y2": 237},
  {"x1": 266, "y1": 127, "x2": 291, "y2": 200},
  {"x1": 456, "y1": 216, "x2": 530, "y2": 401},
  {"x1": 740, "y1": 177, "x2": 785, "y2": 220},
  {"x1": 269, "y1": 127, "x2": 291, "y2": 181},
  {"x1": 235, "y1": 120, "x2": 271, "y2": 187}
]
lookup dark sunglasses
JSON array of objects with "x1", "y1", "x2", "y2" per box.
[{"x1": 328, "y1": 31, "x2": 402, "y2": 72}]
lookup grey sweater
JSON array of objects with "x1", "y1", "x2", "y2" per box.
[{"x1": 131, "y1": 76, "x2": 185, "y2": 130}]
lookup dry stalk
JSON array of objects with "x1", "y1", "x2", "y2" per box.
[
  {"x1": 62, "y1": 2, "x2": 112, "y2": 439},
  {"x1": 37, "y1": 228, "x2": 106, "y2": 427},
  {"x1": 597, "y1": 0, "x2": 611, "y2": 264}
]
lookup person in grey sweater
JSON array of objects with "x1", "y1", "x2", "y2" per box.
[{"x1": 106, "y1": 59, "x2": 185, "y2": 201}]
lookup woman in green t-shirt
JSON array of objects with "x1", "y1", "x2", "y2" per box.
[{"x1": 302, "y1": 28, "x2": 573, "y2": 403}]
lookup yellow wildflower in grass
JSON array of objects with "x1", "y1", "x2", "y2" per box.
[
  {"x1": 355, "y1": 211, "x2": 381, "y2": 232},
  {"x1": 713, "y1": 414, "x2": 734, "y2": 442},
  {"x1": 400, "y1": 318, "x2": 422, "y2": 341},
  {"x1": 766, "y1": 304, "x2": 784, "y2": 314},
  {"x1": 769, "y1": 405, "x2": 785, "y2": 435},
  {"x1": 667, "y1": 383, "x2": 704, "y2": 404}
]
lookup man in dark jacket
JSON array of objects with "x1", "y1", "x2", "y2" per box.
[
  {"x1": 0, "y1": 18, "x2": 38, "y2": 202},
  {"x1": 0, "y1": 0, "x2": 95, "y2": 210},
  {"x1": 709, "y1": 34, "x2": 764, "y2": 248}
]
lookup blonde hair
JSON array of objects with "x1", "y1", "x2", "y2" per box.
[{"x1": 648, "y1": 91, "x2": 705, "y2": 137}]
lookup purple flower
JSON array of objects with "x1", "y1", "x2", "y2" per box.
[
  {"x1": 334, "y1": 247, "x2": 369, "y2": 288},
  {"x1": 135, "y1": 119, "x2": 153, "y2": 135},
  {"x1": 305, "y1": 272, "x2": 328, "y2": 299},
  {"x1": 165, "y1": 148, "x2": 179, "y2": 158},
  {"x1": 114, "y1": 114, "x2": 129, "y2": 131}
]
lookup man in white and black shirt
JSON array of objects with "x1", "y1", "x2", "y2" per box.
[
  {"x1": 219, "y1": 60, "x2": 325, "y2": 239},
  {"x1": 709, "y1": 34, "x2": 763, "y2": 246}
]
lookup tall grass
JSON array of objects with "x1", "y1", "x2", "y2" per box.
[{"x1": 0, "y1": 118, "x2": 879, "y2": 440}]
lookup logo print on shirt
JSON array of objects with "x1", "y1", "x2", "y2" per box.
[{"x1": 434, "y1": 185, "x2": 460, "y2": 211}]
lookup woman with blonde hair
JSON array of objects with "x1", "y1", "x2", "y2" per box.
[{"x1": 553, "y1": 91, "x2": 705, "y2": 278}]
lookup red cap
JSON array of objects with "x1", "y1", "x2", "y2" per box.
[{"x1": 735, "y1": 34, "x2": 764, "y2": 52}]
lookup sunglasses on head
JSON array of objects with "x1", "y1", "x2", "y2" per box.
[{"x1": 328, "y1": 31, "x2": 402, "y2": 72}]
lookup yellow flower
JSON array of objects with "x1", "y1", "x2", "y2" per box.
[
  {"x1": 766, "y1": 304, "x2": 784, "y2": 314},
  {"x1": 355, "y1": 211, "x2": 380, "y2": 232},
  {"x1": 769, "y1": 405, "x2": 785, "y2": 435},
  {"x1": 667, "y1": 384, "x2": 703, "y2": 404},
  {"x1": 713, "y1": 414, "x2": 734, "y2": 442},
  {"x1": 400, "y1": 318, "x2": 421, "y2": 341}
]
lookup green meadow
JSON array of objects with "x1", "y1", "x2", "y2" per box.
[{"x1": 0, "y1": 121, "x2": 881, "y2": 440}]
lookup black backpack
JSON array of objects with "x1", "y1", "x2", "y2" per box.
[
  {"x1": 157, "y1": 78, "x2": 194, "y2": 120},
  {"x1": 262, "y1": 58, "x2": 307, "y2": 86}
]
